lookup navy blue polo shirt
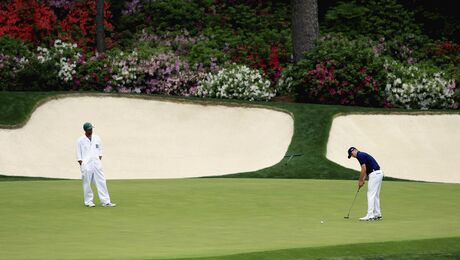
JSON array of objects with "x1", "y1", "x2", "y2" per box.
[{"x1": 356, "y1": 151, "x2": 380, "y2": 175}]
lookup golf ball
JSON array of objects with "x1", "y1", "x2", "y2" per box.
[{"x1": 321, "y1": 221, "x2": 324, "y2": 224}]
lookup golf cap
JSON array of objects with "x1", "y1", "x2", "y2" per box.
[
  {"x1": 83, "y1": 122, "x2": 94, "y2": 131},
  {"x1": 347, "y1": 147, "x2": 356, "y2": 159}
]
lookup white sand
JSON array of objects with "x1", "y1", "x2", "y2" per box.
[
  {"x1": 327, "y1": 114, "x2": 460, "y2": 183},
  {"x1": 0, "y1": 96, "x2": 293, "y2": 179}
]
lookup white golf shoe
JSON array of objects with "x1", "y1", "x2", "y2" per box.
[
  {"x1": 102, "y1": 202, "x2": 116, "y2": 207},
  {"x1": 85, "y1": 202, "x2": 96, "y2": 208},
  {"x1": 373, "y1": 215, "x2": 383, "y2": 220},
  {"x1": 359, "y1": 215, "x2": 375, "y2": 221}
]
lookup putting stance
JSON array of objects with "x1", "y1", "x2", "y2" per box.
[
  {"x1": 76, "y1": 122, "x2": 116, "y2": 208},
  {"x1": 348, "y1": 147, "x2": 383, "y2": 221}
]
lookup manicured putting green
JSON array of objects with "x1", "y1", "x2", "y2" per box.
[{"x1": 1, "y1": 178, "x2": 460, "y2": 259}]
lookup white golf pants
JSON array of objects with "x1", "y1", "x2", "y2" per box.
[
  {"x1": 367, "y1": 170, "x2": 383, "y2": 217},
  {"x1": 81, "y1": 160, "x2": 111, "y2": 205}
]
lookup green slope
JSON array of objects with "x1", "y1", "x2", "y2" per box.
[{"x1": 1, "y1": 179, "x2": 460, "y2": 259}]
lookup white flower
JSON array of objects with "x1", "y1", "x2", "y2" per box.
[{"x1": 196, "y1": 64, "x2": 274, "y2": 101}]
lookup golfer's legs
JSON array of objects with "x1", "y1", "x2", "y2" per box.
[
  {"x1": 374, "y1": 172, "x2": 384, "y2": 216},
  {"x1": 94, "y1": 167, "x2": 111, "y2": 204},
  {"x1": 367, "y1": 173, "x2": 378, "y2": 216},
  {"x1": 367, "y1": 171, "x2": 383, "y2": 216},
  {"x1": 82, "y1": 170, "x2": 94, "y2": 205}
]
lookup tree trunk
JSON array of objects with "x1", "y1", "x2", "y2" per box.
[
  {"x1": 96, "y1": 0, "x2": 105, "y2": 53},
  {"x1": 291, "y1": 0, "x2": 319, "y2": 63}
]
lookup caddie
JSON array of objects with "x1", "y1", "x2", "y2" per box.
[
  {"x1": 76, "y1": 122, "x2": 116, "y2": 208},
  {"x1": 348, "y1": 147, "x2": 383, "y2": 221}
]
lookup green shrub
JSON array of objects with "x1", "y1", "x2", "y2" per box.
[
  {"x1": 14, "y1": 59, "x2": 61, "y2": 91},
  {"x1": 422, "y1": 40, "x2": 460, "y2": 85},
  {"x1": 0, "y1": 36, "x2": 32, "y2": 57},
  {"x1": 286, "y1": 33, "x2": 387, "y2": 106},
  {"x1": 324, "y1": 0, "x2": 422, "y2": 41},
  {"x1": 141, "y1": 0, "x2": 204, "y2": 35},
  {"x1": 188, "y1": 40, "x2": 227, "y2": 67}
]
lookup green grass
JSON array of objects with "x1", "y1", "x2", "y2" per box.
[
  {"x1": 1, "y1": 178, "x2": 460, "y2": 259},
  {"x1": 0, "y1": 92, "x2": 59, "y2": 127},
  {"x1": 187, "y1": 238, "x2": 460, "y2": 260},
  {"x1": 1, "y1": 92, "x2": 460, "y2": 259}
]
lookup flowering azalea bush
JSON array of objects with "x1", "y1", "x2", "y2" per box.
[
  {"x1": 197, "y1": 64, "x2": 275, "y2": 101},
  {"x1": 36, "y1": 40, "x2": 82, "y2": 82},
  {"x1": 239, "y1": 44, "x2": 284, "y2": 83},
  {"x1": 105, "y1": 50, "x2": 141, "y2": 91},
  {"x1": 10, "y1": 39, "x2": 82, "y2": 90},
  {"x1": 103, "y1": 51, "x2": 209, "y2": 96},
  {"x1": 0, "y1": 0, "x2": 57, "y2": 43},
  {"x1": 60, "y1": 0, "x2": 113, "y2": 50},
  {"x1": 0, "y1": 0, "x2": 112, "y2": 49},
  {"x1": 140, "y1": 52, "x2": 207, "y2": 96},
  {"x1": 286, "y1": 34, "x2": 387, "y2": 106},
  {"x1": 300, "y1": 61, "x2": 385, "y2": 106},
  {"x1": 275, "y1": 65, "x2": 295, "y2": 96},
  {"x1": 385, "y1": 60, "x2": 457, "y2": 109},
  {"x1": 0, "y1": 54, "x2": 29, "y2": 90}
]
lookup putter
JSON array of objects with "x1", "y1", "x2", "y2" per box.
[
  {"x1": 344, "y1": 187, "x2": 360, "y2": 219},
  {"x1": 283, "y1": 153, "x2": 303, "y2": 165}
]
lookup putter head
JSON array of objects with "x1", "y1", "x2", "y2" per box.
[{"x1": 344, "y1": 216, "x2": 349, "y2": 219}]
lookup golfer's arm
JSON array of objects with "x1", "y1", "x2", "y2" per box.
[{"x1": 359, "y1": 164, "x2": 366, "y2": 182}]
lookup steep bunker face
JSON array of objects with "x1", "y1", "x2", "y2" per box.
[
  {"x1": 326, "y1": 114, "x2": 460, "y2": 183},
  {"x1": 0, "y1": 97, "x2": 294, "y2": 179}
]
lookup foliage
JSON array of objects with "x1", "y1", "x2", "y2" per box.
[
  {"x1": 14, "y1": 58, "x2": 61, "y2": 91},
  {"x1": 197, "y1": 64, "x2": 275, "y2": 101},
  {"x1": 100, "y1": 50, "x2": 210, "y2": 96},
  {"x1": 59, "y1": 0, "x2": 113, "y2": 50},
  {"x1": 422, "y1": 40, "x2": 460, "y2": 85},
  {"x1": 135, "y1": 29, "x2": 226, "y2": 67},
  {"x1": 324, "y1": 0, "x2": 422, "y2": 41},
  {"x1": 286, "y1": 33, "x2": 387, "y2": 107},
  {"x1": 75, "y1": 53, "x2": 112, "y2": 91},
  {"x1": 0, "y1": 36, "x2": 31, "y2": 57},
  {"x1": 0, "y1": 0, "x2": 57, "y2": 44},
  {"x1": 0, "y1": 54, "x2": 29, "y2": 90},
  {"x1": 139, "y1": 52, "x2": 207, "y2": 96},
  {"x1": 116, "y1": 0, "x2": 292, "y2": 86},
  {"x1": 324, "y1": 0, "x2": 433, "y2": 66},
  {"x1": 1, "y1": 39, "x2": 83, "y2": 91},
  {"x1": 384, "y1": 60, "x2": 456, "y2": 110},
  {"x1": 118, "y1": 0, "x2": 204, "y2": 37}
]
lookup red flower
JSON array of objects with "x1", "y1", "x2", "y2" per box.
[
  {"x1": 60, "y1": 0, "x2": 113, "y2": 50},
  {"x1": 0, "y1": 0, "x2": 56, "y2": 42}
]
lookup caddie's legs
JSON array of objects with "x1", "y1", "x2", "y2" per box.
[
  {"x1": 82, "y1": 169, "x2": 94, "y2": 205},
  {"x1": 93, "y1": 166, "x2": 111, "y2": 205}
]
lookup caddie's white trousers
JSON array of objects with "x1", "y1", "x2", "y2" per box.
[
  {"x1": 367, "y1": 170, "x2": 383, "y2": 217},
  {"x1": 81, "y1": 160, "x2": 111, "y2": 205}
]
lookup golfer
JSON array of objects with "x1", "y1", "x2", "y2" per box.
[
  {"x1": 76, "y1": 122, "x2": 116, "y2": 208},
  {"x1": 348, "y1": 147, "x2": 383, "y2": 221}
]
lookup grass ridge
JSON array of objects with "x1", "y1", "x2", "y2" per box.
[{"x1": 168, "y1": 236, "x2": 460, "y2": 260}]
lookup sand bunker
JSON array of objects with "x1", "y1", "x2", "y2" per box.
[
  {"x1": 0, "y1": 96, "x2": 293, "y2": 179},
  {"x1": 327, "y1": 114, "x2": 460, "y2": 183}
]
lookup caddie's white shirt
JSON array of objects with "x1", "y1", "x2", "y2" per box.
[{"x1": 76, "y1": 134, "x2": 103, "y2": 170}]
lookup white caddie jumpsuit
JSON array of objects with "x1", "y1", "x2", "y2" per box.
[{"x1": 76, "y1": 134, "x2": 111, "y2": 205}]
